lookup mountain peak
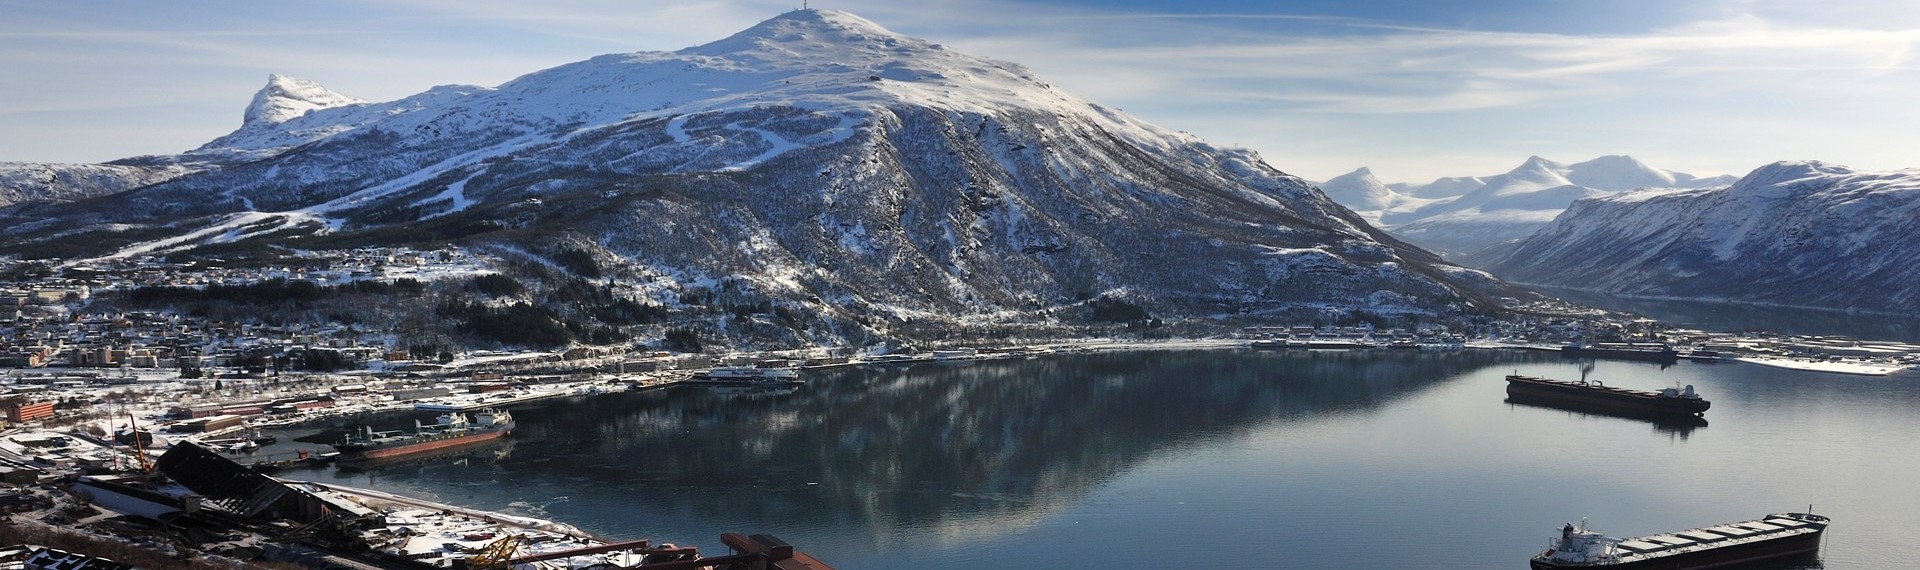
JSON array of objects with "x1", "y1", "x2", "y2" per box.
[
  {"x1": 687, "y1": 9, "x2": 919, "y2": 59},
  {"x1": 1736, "y1": 160, "x2": 1853, "y2": 189},
  {"x1": 1319, "y1": 166, "x2": 1395, "y2": 211},
  {"x1": 1501, "y1": 155, "x2": 1572, "y2": 188},
  {"x1": 1581, "y1": 154, "x2": 1646, "y2": 167},
  {"x1": 1515, "y1": 155, "x2": 1563, "y2": 171},
  {"x1": 1565, "y1": 154, "x2": 1677, "y2": 191},
  {"x1": 242, "y1": 74, "x2": 365, "y2": 127}
]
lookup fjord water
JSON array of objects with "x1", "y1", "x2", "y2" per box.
[{"x1": 285, "y1": 350, "x2": 1916, "y2": 568}]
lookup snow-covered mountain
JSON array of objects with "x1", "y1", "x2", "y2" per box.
[
  {"x1": 1485, "y1": 161, "x2": 1920, "y2": 313},
  {"x1": 1322, "y1": 155, "x2": 1734, "y2": 261},
  {"x1": 1, "y1": 9, "x2": 1518, "y2": 341}
]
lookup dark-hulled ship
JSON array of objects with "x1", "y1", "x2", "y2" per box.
[
  {"x1": 333, "y1": 409, "x2": 514, "y2": 461},
  {"x1": 1561, "y1": 343, "x2": 1680, "y2": 364},
  {"x1": 1505, "y1": 374, "x2": 1709, "y2": 417},
  {"x1": 1530, "y1": 512, "x2": 1829, "y2": 569}
]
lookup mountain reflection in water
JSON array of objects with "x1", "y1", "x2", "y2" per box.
[
  {"x1": 272, "y1": 348, "x2": 1920, "y2": 569},
  {"x1": 300, "y1": 350, "x2": 1551, "y2": 543}
]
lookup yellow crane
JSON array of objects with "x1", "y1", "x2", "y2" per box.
[{"x1": 469, "y1": 534, "x2": 530, "y2": 570}]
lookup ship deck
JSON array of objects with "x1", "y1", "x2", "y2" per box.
[{"x1": 1538, "y1": 515, "x2": 1826, "y2": 568}]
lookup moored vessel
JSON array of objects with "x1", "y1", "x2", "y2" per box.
[
  {"x1": 1300, "y1": 338, "x2": 1375, "y2": 349},
  {"x1": 1531, "y1": 512, "x2": 1829, "y2": 569},
  {"x1": 1505, "y1": 374, "x2": 1709, "y2": 417},
  {"x1": 333, "y1": 409, "x2": 514, "y2": 461},
  {"x1": 687, "y1": 366, "x2": 804, "y2": 387},
  {"x1": 1562, "y1": 343, "x2": 1681, "y2": 363}
]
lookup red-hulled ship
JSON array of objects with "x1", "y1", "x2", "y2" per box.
[
  {"x1": 1506, "y1": 374, "x2": 1709, "y2": 417},
  {"x1": 333, "y1": 409, "x2": 514, "y2": 461},
  {"x1": 1530, "y1": 512, "x2": 1829, "y2": 569}
]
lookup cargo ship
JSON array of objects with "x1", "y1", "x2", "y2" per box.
[
  {"x1": 1561, "y1": 343, "x2": 1680, "y2": 364},
  {"x1": 333, "y1": 409, "x2": 514, "y2": 461},
  {"x1": 1530, "y1": 512, "x2": 1829, "y2": 569},
  {"x1": 686, "y1": 367, "x2": 802, "y2": 387},
  {"x1": 1505, "y1": 374, "x2": 1710, "y2": 417}
]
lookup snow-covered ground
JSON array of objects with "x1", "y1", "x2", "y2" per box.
[{"x1": 1731, "y1": 356, "x2": 1912, "y2": 376}]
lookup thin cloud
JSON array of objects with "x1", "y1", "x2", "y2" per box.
[
  {"x1": 4, "y1": 0, "x2": 1917, "y2": 177},
  {"x1": 966, "y1": 15, "x2": 1920, "y2": 116}
]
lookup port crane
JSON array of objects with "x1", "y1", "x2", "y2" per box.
[{"x1": 126, "y1": 412, "x2": 154, "y2": 473}]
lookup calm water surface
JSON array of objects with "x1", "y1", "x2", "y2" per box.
[{"x1": 261, "y1": 349, "x2": 1920, "y2": 569}]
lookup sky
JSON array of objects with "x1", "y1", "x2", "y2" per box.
[{"x1": 3, "y1": 0, "x2": 1917, "y2": 183}]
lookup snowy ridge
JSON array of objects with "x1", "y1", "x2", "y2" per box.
[
  {"x1": 1486, "y1": 161, "x2": 1920, "y2": 313},
  {"x1": 0, "y1": 161, "x2": 188, "y2": 207}
]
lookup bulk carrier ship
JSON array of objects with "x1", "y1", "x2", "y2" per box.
[
  {"x1": 686, "y1": 366, "x2": 803, "y2": 387},
  {"x1": 332, "y1": 409, "x2": 514, "y2": 461},
  {"x1": 1561, "y1": 343, "x2": 1681, "y2": 363},
  {"x1": 1505, "y1": 374, "x2": 1710, "y2": 417},
  {"x1": 1531, "y1": 512, "x2": 1829, "y2": 569}
]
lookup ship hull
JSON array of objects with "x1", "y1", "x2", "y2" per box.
[
  {"x1": 1504, "y1": 399, "x2": 1708, "y2": 433},
  {"x1": 335, "y1": 424, "x2": 514, "y2": 461},
  {"x1": 1506, "y1": 376, "x2": 1709, "y2": 417},
  {"x1": 1531, "y1": 531, "x2": 1822, "y2": 569},
  {"x1": 700, "y1": 367, "x2": 799, "y2": 379}
]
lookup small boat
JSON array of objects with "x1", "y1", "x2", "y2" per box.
[
  {"x1": 1530, "y1": 512, "x2": 1829, "y2": 569},
  {"x1": 200, "y1": 437, "x2": 260, "y2": 454}
]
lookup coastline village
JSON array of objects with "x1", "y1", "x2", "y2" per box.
[{"x1": 2, "y1": 246, "x2": 1917, "y2": 570}]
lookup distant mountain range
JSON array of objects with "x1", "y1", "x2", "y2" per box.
[
  {"x1": 1315, "y1": 155, "x2": 1735, "y2": 260},
  {"x1": 0, "y1": 9, "x2": 1522, "y2": 346},
  {"x1": 1483, "y1": 161, "x2": 1920, "y2": 314}
]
